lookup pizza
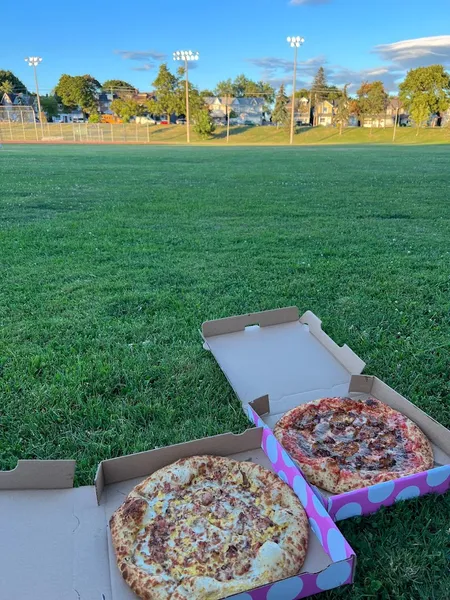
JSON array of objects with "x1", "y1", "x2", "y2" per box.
[
  {"x1": 110, "y1": 455, "x2": 309, "y2": 600},
  {"x1": 274, "y1": 396, "x2": 434, "y2": 494}
]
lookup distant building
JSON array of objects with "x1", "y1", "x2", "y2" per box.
[{"x1": 204, "y1": 97, "x2": 266, "y2": 125}]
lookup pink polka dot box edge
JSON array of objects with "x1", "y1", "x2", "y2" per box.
[{"x1": 247, "y1": 402, "x2": 450, "y2": 524}]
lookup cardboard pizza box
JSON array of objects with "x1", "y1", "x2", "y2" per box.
[
  {"x1": 201, "y1": 307, "x2": 450, "y2": 521},
  {"x1": 0, "y1": 428, "x2": 355, "y2": 600}
]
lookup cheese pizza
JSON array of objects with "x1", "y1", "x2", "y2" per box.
[
  {"x1": 274, "y1": 396, "x2": 433, "y2": 494},
  {"x1": 110, "y1": 455, "x2": 309, "y2": 600}
]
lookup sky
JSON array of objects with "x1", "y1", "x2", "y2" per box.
[{"x1": 2, "y1": 0, "x2": 450, "y2": 95}]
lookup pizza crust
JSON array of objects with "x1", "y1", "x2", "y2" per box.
[
  {"x1": 274, "y1": 397, "x2": 434, "y2": 494},
  {"x1": 110, "y1": 456, "x2": 309, "y2": 600}
]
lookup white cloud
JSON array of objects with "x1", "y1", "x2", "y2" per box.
[
  {"x1": 131, "y1": 63, "x2": 155, "y2": 72},
  {"x1": 374, "y1": 36, "x2": 450, "y2": 68},
  {"x1": 247, "y1": 55, "x2": 326, "y2": 84},
  {"x1": 115, "y1": 50, "x2": 167, "y2": 62}
]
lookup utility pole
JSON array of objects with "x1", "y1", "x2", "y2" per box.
[
  {"x1": 287, "y1": 37, "x2": 304, "y2": 145},
  {"x1": 25, "y1": 56, "x2": 44, "y2": 137},
  {"x1": 173, "y1": 50, "x2": 200, "y2": 143},
  {"x1": 393, "y1": 105, "x2": 399, "y2": 142}
]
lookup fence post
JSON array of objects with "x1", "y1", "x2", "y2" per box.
[
  {"x1": 111, "y1": 123, "x2": 114, "y2": 142},
  {"x1": 34, "y1": 112, "x2": 38, "y2": 141},
  {"x1": 73, "y1": 123, "x2": 76, "y2": 142},
  {"x1": 147, "y1": 122, "x2": 150, "y2": 143},
  {"x1": 8, "y1": 114, "x2": 12, "y2": 141},
  {"x1": 123, "y1": 122, "x2": 126, "y2": 142},
  {"x1": 20, "y1": 110, "x2": 25, "y2": 141}
]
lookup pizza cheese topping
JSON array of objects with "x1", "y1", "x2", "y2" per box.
[
  {"x1": 274, "y1": 396, "x2": 434, "y2": 494},
  {"x1": 110, "y1": 456, "x2": 309, "y2": 600}
]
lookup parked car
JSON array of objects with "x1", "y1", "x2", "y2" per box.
[
  {"x1": 176, "y1": 117, "x2": 186, "y2": 125},
  {"x1": 134, "y1": 116, "x2": 159, "y2": 125},
  {"x1": 160, "y1": 119, "x2": 170, "y2": 125}
]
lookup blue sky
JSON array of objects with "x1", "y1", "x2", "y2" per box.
[{"x1": 3, "y1": 0, "x2": 450, "y2": 95}]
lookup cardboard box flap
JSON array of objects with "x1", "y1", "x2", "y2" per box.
[
  {"x1": 0, "y1": 459, "x2": 76, "y2": 489},
  {"x1": 95, "y1": 429, "x2": 265, "y2": 503},
  {"x1": 0, "y1": 461, "x2": 112, "y2": 600},
  {"x1": 202, "y1": 308, "x2": 365, "y2": 419}
]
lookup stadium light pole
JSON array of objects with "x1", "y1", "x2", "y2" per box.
[
  {"x1": 25, "y1": 56, "x2": 44, "y2": 135},
  {"x1": 287, "y1": 37, "x2": 304, "y2": 145},
  {"x1": 173, "y1": 50, "x2": 199, "y2": 143}
]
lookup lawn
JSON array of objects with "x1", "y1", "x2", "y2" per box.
[
  {"x1": 2, "y1": 121, "x2": 450, "y2": 145},
  {"x1": 0, "y1": 144, "x2": 449, "y2": 599}
]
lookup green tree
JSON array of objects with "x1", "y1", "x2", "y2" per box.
[
  {"x1": 311, "y1": 66, "x2": 327, "y2": 104},
  {"x1": 409, "y1": 95, "x2": 433, "y2": 135},
  {"x1": 175, "y1": 66, "x2": 204, "y2": 117},
  {"x1": 272, "y1": 85, "x2": 289, "y2": 128},
  {"x1": 39, "y1": 95, "x2": 59, "y2": 120},
  {"x1": 151, "y1": 63, "x2": 181, "y2": 122},
  {"x1": 0, "y1": 70, "x2": 27, "y2": 93},
  {"x1": 193, "y1": 109, "x2": 215, "y2": 139},
  {"x1": 54, "y1": 74, "x2": 100, "y2": 116},
  {"x1": 215, "y1": 75, "x2": 274, "y2": 103},
  {"x1": 110, "y1": 98, "x2": 144, "y2": 122},
  {"x1": 199, "y1": 89, "x2": 215, "y2": 99},
  {"x1": 88, "y1": 112, "x2": 101, "y2": 123},
  {"x1": 357, "y1": 80, "x2": 387, "y2": 134},
  {"x1": 399, "y1": 65, "x2": 450, "y2": 134},
  {"x1": 102, "y1": 79, "x2": 135, "y2": 92},
  {"x1": 332, "y1": 85, "x2": 350, "y2": 135},
  {"x1": 0, "y1": 80, "x2": 14, "y2": 94}
]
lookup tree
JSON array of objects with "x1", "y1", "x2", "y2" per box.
[
  {"x1": 193, "y1": 109, "x2": 215, "y2": 139},
  {"x1": 311, "y1": 67, "x2": 327, "y2": 103},
  {"x1": 332, "y1": 85, "x2": 350, "y2": 135},
  {"x1": 54, "y1": 74, "x2": 100, "y2": 116},
  {"x1": 0, "y1": 80, "x2": 14, "y2": 94},
  {"x1": 39, "y1": 95, "x2": 59, "y2": 121},
  {"x1": 88, "y1": 112, "x2": 101, "y2": 123},
  {"x1": 151, "y1": 63, "x2": 181, "y2": 122},
  {"x1": 357, "y1": 80, "x2": 387, "y2": 134},
  {"x1": 272, "y1": 85, "x2": 289, "y2": 128},
  {"x1": 215, "y1": 75, "x2": 274, "y2": 103},
  {"x1": 0, "y1": 70, "x2": 27, "y2": 93},
  {"x1": 199, "y1": 89, "x2": 215, "y2": 99},
  {"x1": 399, "y1": 65, "x2": 450, "y2": 134},
  {"x1": 102, "y1": 79, "x2": 135, "y2": 92},
  {"x1": 409, "y1": 95, "x2": 433, "y2": 135},
  {"x1": 110, "y1": 98, "x2": 144, "y2": 122}
]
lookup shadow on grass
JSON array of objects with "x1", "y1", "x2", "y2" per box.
[{"x1": 213, "y1": 126, "x2": 252, "y2": 140}]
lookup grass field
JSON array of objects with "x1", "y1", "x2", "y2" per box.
[
  {"x1": 1, "y1": 121, "x2": 450, "y2": 145},
  {"x1": 1, "y1": 144, "x2": 449, "y2": 599}
]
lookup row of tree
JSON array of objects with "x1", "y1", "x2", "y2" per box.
[
  {"x1": 2, "y1": 64, "x2": 450, "y2": 134},
  {"x1": 271, "y1": 65, "x2": 450, "y2": 133}
]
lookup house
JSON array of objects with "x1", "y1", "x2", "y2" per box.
[
  {"x1": 361, "y1": 98, "x2": 408, "y2": 128},
  {"x1": 0, "y1": 92, "x2": 37, "y2": 121},
  {"x1": 315, "y1": 99, "x2": 334, "y2": 126},
  {"x1": 204, "y1": 97, "x2": 266, "y2": 125},
  {"x1": 286, "y1": 96, "x2": 311, "y2": 124},
  {"x1": 98, "y1": 92, "x2": 115, "y2": 115}
]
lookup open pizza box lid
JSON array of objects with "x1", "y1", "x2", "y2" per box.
[
  {"x1": 201, "y1": 306, "x2": 366, "y2": 425},
  {"x1": 0, "y1": 428, "x2": 355, "y2": 600},
  {"x1": 201, "y1": 307, "x2": 450, "y2": 509}
]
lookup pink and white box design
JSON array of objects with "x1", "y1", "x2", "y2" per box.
[
  {"x1": 0, "y1": 428, "x2": 355, "y2": 600},
  {"x1": 201, "y1": 307, "x2": 450, "y2": 521}
]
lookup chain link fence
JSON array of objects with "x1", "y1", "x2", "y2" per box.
[{"x1": 0, "y1": 118, "x2": 172, "y2": 144}]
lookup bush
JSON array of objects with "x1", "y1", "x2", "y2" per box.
[
  {"x1": 193, "y1": 110, "x2": 215, "y2": 139},
  {"x1": 88, "y1": 112, "x2": 100, "y2": 123}
]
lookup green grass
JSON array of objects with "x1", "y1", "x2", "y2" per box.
[
  {"x1": 1, "y1": 144, "x2": 449, "y2": 599},
  {"x1": 2, "y1": 122, "x2": 450, "y2": 144}
]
